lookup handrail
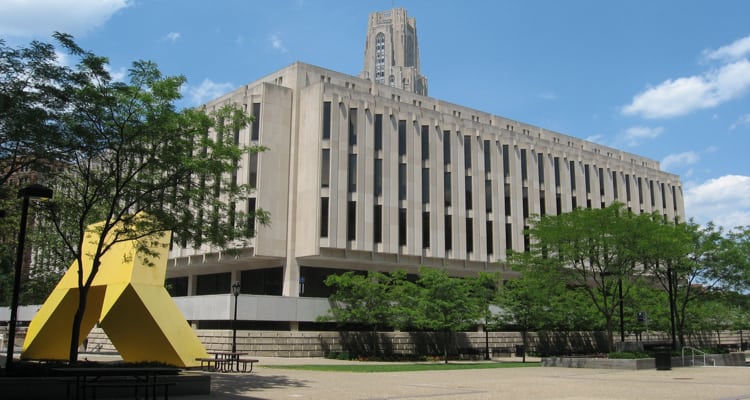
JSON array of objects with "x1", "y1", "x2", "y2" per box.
[{"x1": 682, "y1": 346, "x2": 714, "y2": 367}]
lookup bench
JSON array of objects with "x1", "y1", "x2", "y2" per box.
[
  {"x1": 86, "y1": 379, "x2": 175, "y2": 400},
  {"x1": 236, "y1": 358, "x2": 259, "y2": 373},
  {"x1": 195, "y1": 357, "x2": 218, "y2": 371},
  {"x1": 196, "y1": 356, "x2": 258, "y2": 372}
]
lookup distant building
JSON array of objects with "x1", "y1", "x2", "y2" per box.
[{"x1": 165, "y1": 9, "x2": 684, "y2": 330}]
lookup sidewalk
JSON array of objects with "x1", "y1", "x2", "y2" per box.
[{"x1": 185, "y1": 357, "x2": 750, "y2": 400}]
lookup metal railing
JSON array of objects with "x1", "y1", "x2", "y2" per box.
[{"x1": 682, "y1": 346, "x2": 715, "y2": 367}]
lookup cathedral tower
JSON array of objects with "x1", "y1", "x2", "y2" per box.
[{"x1": 361, "y1": 8, "x2": 428, "y2": 95}]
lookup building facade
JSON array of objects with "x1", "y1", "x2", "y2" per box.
[{"x1": 165, "y1": 9, "x2": 684, "y2": 329}]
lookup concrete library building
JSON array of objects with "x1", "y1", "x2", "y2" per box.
[{"x1": 164, "y1": 8, "x2": 685, "y2": 331}]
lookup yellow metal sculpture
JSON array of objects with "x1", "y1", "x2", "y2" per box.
[{"x1": 21, "y1": 218, "x2": 208, "y2": 367}]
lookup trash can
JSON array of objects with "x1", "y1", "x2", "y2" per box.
[
  {"x1": 515, "y1": 345, "x2": 525, "y2": 357},
  {"x1": 653, "y1": 346, "x2": 672, "y2": 371}
]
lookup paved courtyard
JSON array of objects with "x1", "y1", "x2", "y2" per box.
[{"x1": 184, "y1": 357, "x2": 750, "y2": 400}]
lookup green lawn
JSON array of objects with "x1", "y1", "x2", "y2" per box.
[{"x1": 265, "y1": 362, "x2": 540, "y2": 373}]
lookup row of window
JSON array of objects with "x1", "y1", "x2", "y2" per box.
[{"x1": 318, "y1": 101, "x2": 680, "y2": 256}]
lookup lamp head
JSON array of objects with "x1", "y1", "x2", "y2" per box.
[{"x1": 18, "y1": 184, "x2": 53, "y2": 200}]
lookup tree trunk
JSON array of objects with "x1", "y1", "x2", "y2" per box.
[
  {"x1": 443, "y1": 330, "x2": 450, "y2": 364},
  {"x1": 68, "y1": 285, "x2": 88, "y2": 364}
]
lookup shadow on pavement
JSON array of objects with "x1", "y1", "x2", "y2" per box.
[{"x1": 208, "y1": 372, "x2": 310, "y2": 398}]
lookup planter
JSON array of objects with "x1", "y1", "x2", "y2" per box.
[{"x1": 542, "y1": 356, "x2": 654, "y2": 370}]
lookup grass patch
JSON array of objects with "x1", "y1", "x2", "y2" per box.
[{"x1": 265, "y1": 362, "x2": 539, "y2": 373}]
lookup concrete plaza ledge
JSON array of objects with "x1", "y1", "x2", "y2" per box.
[{"x1": 542, "y1": 352, "x2": 746, "y2": 369}]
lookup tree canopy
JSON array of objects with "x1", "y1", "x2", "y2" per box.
[{"x1": 1, "y1": 33, "x2": 269, "y2": 363}]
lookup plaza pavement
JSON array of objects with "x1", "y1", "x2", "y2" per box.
[{"x1": 180, "y1": 356, "x2": 750, "y2": 400}]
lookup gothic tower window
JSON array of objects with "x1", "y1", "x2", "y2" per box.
[{"x1": 375, "y1": 33, "x2": 385, "y2": 84}]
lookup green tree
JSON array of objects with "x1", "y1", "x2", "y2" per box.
[
  {"x1": 640, "y1": 220, "x2": 748, "y2": 348},
  {"x1": 468, "y1": 272, "x2": 502, "y2": 360},
  {"x1": 525, "y1": 204, "x2": 642, "y2": 351},
  {"x1": 408, "y1": 268, "x2": 479, "y2": 363},
  {"x1": 321, "y1": 270, "x2": 407, "y2": 356},
  {"x1": 33, "y1": 34, "x2": 268, "y2": 363},
  {"x1": 0, "y1": 37, "x2": 78, "y2": 306}
]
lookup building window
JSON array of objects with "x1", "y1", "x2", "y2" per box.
[
  {"x1": 347, "y1": 201, "x2": 356, "y2": 241},
  {"x1": 444, "y1": 215, "x2": 452, "y2": 251},
  {"x1": 466, "y1": 217, "x2": 474, "y2": 254},
  {"x1": 502, "y1": 145, "x2": 510, "y2": 178},
  {"x1": 483, "y1": 140, "x2": 491, "y2": 172},
  {"x1": 374, "y1": 158, "x2": 383, "y2": 197},
  {"x1": 251, "y1": 103, "x2": 261, "y2": 141},
  {"x1": 399, "y1": 163, "x2": 407, "y2": 201},
  {"x1": 248, "y1": 152, "x2": 258, "y2": 188},
  {"x1": 422, "y1": 167, "x2": 430, "y2": 204},
  {"x1": 599, "y1": 168, "x2": 605, "y2": 197},
  {"x1": 504, "y1": 184, "x2": 511, "y2": 217},
  {"x1": 322, "y1": 101, "x2": 331, "y2": 140},
  {"x1": 465, "y1": 175, "x2": 472, "y2": 211},
  {"x1": 196, "y1": 273, "x2": 232, "y2": 295},
  {"x1": 520, "y1": 149, "x2": 528, "y2": 181},
  {"x1": 321, "y1": 149, "x2": 330, "y2": 188},
  {"x1": 398, "y1": 120, "x2": 407, "y2": 156},
  {"x1": 375, "y1": 33, "x2": 385, "y2": 84},
  {"x1": 421, "y1": 125, "x2": 429, "y2": 161},
  {"x1": 638, "y1": 177, "x2": 644, "y2": 204},
  {"x1": 374, "y1": 205, "x2": 382, "y2": 244},
  {"x1": 486, "y1": 221, "x2": 494, "y2": 256},
  {"x1": 485, "y1": 179, "x2": 492, "y2": 212},
  {"x1": 625, "y1": 174, "x2": 632, "y2": 201},
  {"x1": 612, "y1": 171, "x2": 619, "y2": 200},
  {"x1": 464, "y1": 135, "x2": 472, "y2": 169},
  {"x1": 348, "y1": 108, "x2": 357, "y2": 146},
  {"x1": 398, "y1": 208, "x2": 407, "y2": 246},
  {"x1": 443, "y1": 131, "x2": 451, "y2": 165},
  {"x1": 650, "y1": 180, "x2": 656, "y2": 207},
  {"x1": 374, "y1": 114, "x2": 383, "y2": 151},
  {"x1": 320, "y1": 197, "x2": 329, "y2": 238},
  {"x1": 348, "y1": 154, "x2": 357, "y2": 193},
  {"x1": 422, "y1": 212, "x2": 430, "y2": 249},
  {"x1": 584, "y1": 164, "x2": 591, "y2": 194},
  {"x1": 444, "y1": 172, "x2": 451, "y2": 207},
  {"x1": 554, "y1": 157, "x2": 561, "y2": 187}
]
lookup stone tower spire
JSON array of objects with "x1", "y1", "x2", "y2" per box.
[{"x1": 361, "y1": 8, "x2": 428, "y2": 95}]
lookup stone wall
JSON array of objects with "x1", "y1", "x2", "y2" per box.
[{"x1": 77, "y1": 328, "x2": 750, "y2": 358}]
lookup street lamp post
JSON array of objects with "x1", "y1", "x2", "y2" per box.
[
  {"x1": 231, "y1": 281, "x2": 241, "y2": 353},
  {"x1": 6, "y1": 184, "x2": 53, "y2": 371}
]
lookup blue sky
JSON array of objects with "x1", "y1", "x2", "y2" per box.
[{"x1": 1, "y1": 0, "x2": 748, "y2": 229}]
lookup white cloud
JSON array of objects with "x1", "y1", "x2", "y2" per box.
[
  {"x1": 684, "y1": 175, "x2": 750, "y2": 229},
  {"x1": 703, "y1": 34, "x2": 750, "y2": 62},
  {"x1": 105, "y1": 65, "x2": 127, "y2": 82},
  {"x1": 622, "y1": 59, "x2": 750, "y2": 118},
  {"x1": 163, "y1": 32, "x2": 181, "y2": 43},
  {"x1": 730, "y1": 113, "x2": 750, "y2": 130},
  {"x1": 184, "y1": 79, "x2": 235, "y2": 106},
  {"x1": 0, "y1": 0, "x2": 131, "y2": 37},
  {"x1": 622, "y1": 126, "x2": 663, "y2": 146},
  {"x1": 270, "y1": 34, "x2": 288, "y2": 53},
  {"x1": 661, "y1": 151, "x2": 700, "y2": 172}
]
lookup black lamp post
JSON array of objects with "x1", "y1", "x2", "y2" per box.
[
  {"x1": 231, "y1": 281, "x2": 241, "y2": 353},
  {"x1": 6, "y1": 184, "x2": 53, "y2": 371}
]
